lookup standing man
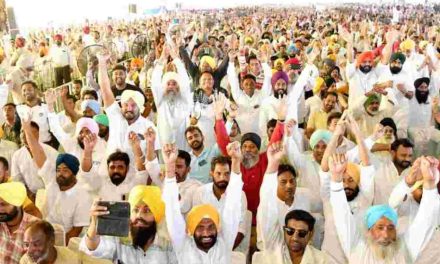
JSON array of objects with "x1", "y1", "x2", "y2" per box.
[{"x1": 49, "y1": 34, "x2": 73, "y2": 86}]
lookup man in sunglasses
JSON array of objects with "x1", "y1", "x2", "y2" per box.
[{"x1": 256, "y1": 141, "x2": 327, "y2": 263}]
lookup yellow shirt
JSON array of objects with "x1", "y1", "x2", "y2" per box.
[
  {"x1": 307, "y1": 110, "x2": 331, "y2": 131},
  {"x1": 20, "y1": 246, "x2": 80, "y2": 264}
]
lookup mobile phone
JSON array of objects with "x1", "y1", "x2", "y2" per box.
[{"x1": 97, "y1": 201, "x2": 130, "y2": 237}]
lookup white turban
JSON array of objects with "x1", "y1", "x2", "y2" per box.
[
  {"x1": 161, "y1": 71, "x2": 181, "y2": 89},
  {"x1": 121, "y1": 90, "x2": 145, "y2": 112}
]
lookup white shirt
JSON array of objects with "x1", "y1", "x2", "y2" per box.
[
  {"x1": 105, "y1": 101, "x2": 160, "y2": 159},
  {"x1": 192, "y1": 183, "x2": 248, "y2": 236},
  {"x1": 0, "y1": 139, "x2": 18, "y2": 165},
  {"x1": 189, "y1": 99, "x2": 217, "y2": 148},
  {"x1": 256, "y1": 171, "x2": 312, "y2": 252},
  {"x1": 47, "y1": 112, "x2": 107, "y2": 168},
  {"x1": 151, "y1": 59, "x2": 191, "y2": 150},
  {"x1": 162, "y1": 171, "x2": 243, "y2": 264},
  {"x1": 49, "y1": 45, "x2": 73, "y2": 68},
  {"x1": 228, "y1": 62, "x2": 272, "y2": 134},
  {"x1": 16, "y1": 103, "x2": 52, "y2": 143},
  {"x1": 79, "y1": 163, "x2": 149, "y2": 201},
  {"x1": 330, "y1": 180, "x2": 439, "y2": 263},
  {"x1": 113, "y1": 37, "x2": 129, "y2": 59},
  {"x1": 146, "y1": 158, "x2": 202, "y2": 215},
  {"x1": 408, "y1": 97, "x2": 432, "y2": 129},
  {"x1": 11, "y1": 144, "x2": 58, "y2": 193},
  {"x1": 79, "y1": 235, "x2": 177, "y2": 264},
  {"x1": 38, "y1": 158, "x2": 92, "y2": 232}
]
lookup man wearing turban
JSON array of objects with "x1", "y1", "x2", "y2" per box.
[
  {"x1": 151, "y1": 46, "x2": 191, "y2": 150},
  {"x1": 49, "y1": 33, "x2": 74, "y2": 86},
  {"x1": 329, "y1": 153, "x2": 439, "y2": 263},
  {"x1": 162, "y1": 142, "x2": 244, "y2": 263},
  {"x1": 0, "y1": 182, "x2": 40, "y2": 263},
  {"x1": 32, "y1": 148, "x2": 92, "y2": 244},
  {"x1": 96, "y1": 53, "x2": 159, "y2": 158},
  {"x1": 93, "y1": 114, "x2": 110, "y2": 141},
  {"x1": 79, "y1": 185, "x2": 177, "y2": 263}
]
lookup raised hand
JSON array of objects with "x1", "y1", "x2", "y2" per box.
[
  {"x1": 169, "y1": 43, "x2": 179, "y2": 60},
  {"x1": 83, "y1": 133, "x2": 98, "y2": 152},
  {"x1": 371, "y1": 123, "x2": 385, "y2": 141},
  {"x1": 267, "y1": 141, "x2": 285, "y2": 164},
  {"x1": 144, "y1": 127, "x2": 156, "y2": 145},
  {"x1": 346, "y1": 112, "x2": 362, "y2": 138},
  {"x1": 128, "y1": 131, "x2": 141, "y2": 149},
  {"x1": 44, "y1": 89, "x2": 57, "y2": 112},
  {"x1": 212, "y1": 91, "x2": 227, "y2": 120},
  {"x1": 227, "y1": 141, "x2": 242, "y2": 161},
  {"x1": 284, "y1": 119, "x2": 297, "y2": 137},
  {"x1": 228, "y1": 102, "x2": 238, "y2": 120},
  {"x1": 96, "y1": 51, "x2": 111, "y2": 65},
  {"x1": 162, "y1": 143, "x2": 178, "y2": 165},
  {"x1": 406, "y1": 157, "x2": 422, "y2": 187},
  {"x1": 420, "y1": 156, "x2": 439, "y2": 189},
  {"x1": 228, "y1": 49, "x2": 238, "y2": 62},
  {"x1": 338, "y1": 25, "x2": 352, "y2": 43},
  {"x1": 329, "y1": 153, "x2": 347, "y2": 183}
]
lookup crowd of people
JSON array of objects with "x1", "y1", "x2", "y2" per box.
[{"x1": 0, "y1": 3, "x2": 440, "y2": 264}]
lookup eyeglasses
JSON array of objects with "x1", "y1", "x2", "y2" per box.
[{"x1": 283, "y1": 226, "x2": 309, "y2": 238}]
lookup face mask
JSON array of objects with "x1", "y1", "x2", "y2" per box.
[
  {"x1": 359, "y1": 65, "x2": 372, "y2": 74},
  {"x1": 390, "y1": 66, "x2": 402, "y2": 74}
]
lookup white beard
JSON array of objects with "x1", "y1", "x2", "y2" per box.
[{"x1": 366, "y1": 234, "x2": 402, "y2": 262}]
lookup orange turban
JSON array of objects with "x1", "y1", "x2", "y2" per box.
[
  {"x1": 346, "y1": 162, "x2": 360, "y2": 185},
  {"x1": 131, "y1": 58, "x2": 144, "y2": 69},
  {"x1": 186, "y1": 204, "x2": 220, "y2": 236},
  {"x1": 356, "y1": 51, "x2": 375, "y2": 67}
]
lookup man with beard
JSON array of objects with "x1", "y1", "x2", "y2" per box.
[
  {"x1": 11, "y1": 120, "x2": 58, "y2": 203},
  {"x1": 46, "y1": 89, "x2": 106, "y2": 167},
  {"x1": 162, "y1": 142, "x2": 243, "y2": 263},
  {"x1": 408, "y1": 77, "x2": 440, "y2": 157},
  {"x1": 192, "y1": 155, "x2": 248, "y2": 250},
  {"x1": 49, "y1": 34, "x2": 73, "y2": 86},
  {"x1": 97, "y1": 53, "x2": 159, "y2": 158},
  {"x1": 0, "y1": 181, "x2": 39, "y2": 263},
  {"x1": 373, "y1": 138, "x2": 414, "y2": 205},
  {"x1": 29, "y1": 129, "x2": 92, "y2": 244},
  {"x1": 329, "y1": 154, "x2": 439, "y2": 263},
  {"x1": 93, "y1": 114, "x2": 109, "y2": 142},
  {"x1": 227, "y1": 49, "x2": 272, "y2": 134},
  {"x1": 339, "y1": 26, "x2": 398, "y2": 110},
  {"x1": 80, "y1": 185, "x2": 177, "y2": 263},
  {"x1": 257, "y1": 142, "x2": 325, "y2": 263},
  {"x1": 145, "y1": 129, "x2": 201, "y2": 215},
  {"x1": 110, "y1": 65, "x2": 146, "y2": 104},
  {"x1": 151, "y1": 42, "x2": 191, "y2": 150},
  {"x1": 379, "y1": 52, "x2": 414, "y2": 138},
  {"x1": 306, "y1": 92, "x2": 338, "y2": 138}
]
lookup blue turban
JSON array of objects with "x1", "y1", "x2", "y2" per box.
[
  {"x1": 309, "y1": 129, "x2": 332, "y2": 149},
  {"x1": 81, "y1": 99, "x2": 100, "y2": 115},
  {"x1": 56, "y1": 153, "x2": 80, "y2": 175},
  {"x1": 365, "y1": 204, "x2": 398, "y2": 229}
]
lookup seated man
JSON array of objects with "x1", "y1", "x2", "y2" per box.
[
  {"x1": 162, "y1": 142, "x2": 243, "y2": 263},
  {"x1": 20, "y1": 220, "x2": 111, "y2": 264},
  {"x1": 79, "y1": 185, "x2": 176, "y2": 263},
  {"x1": 329, "y1": 154, "x2": 439, "y2": 263},
  {"x1": 0, "y1": 182, "x2": 40, "y2": 263},
  {"x1": 257, "y1": 142, "x2": 326, "y2": 263}
]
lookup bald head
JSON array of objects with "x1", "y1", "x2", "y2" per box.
[{"x1": 23, "y1": 220, "x2": 55, "y2": 263}]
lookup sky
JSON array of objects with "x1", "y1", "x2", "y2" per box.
[{"x1": 6, "y1": 0, "x2": 436, "y2": 32}]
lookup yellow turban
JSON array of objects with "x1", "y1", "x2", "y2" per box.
[
  {"x1": 313, "y1": 77, "x2": 325, "y2": 94},
  {"x1": 121, "y1": 90, "x2": 145, "y2": 112},
  {"x1": 327, "y1": 54, "x2": 337, "y2": 62},
  {"x1": 346, "y1": 162, "x2": 360, "y2": 185},
  {"x1": 128, "y1": 185, "x2": 165, "y2": 223},
  {"x1": 419, "y1": 40, "x2": 429, "y2": 50},
  {"x1": 400, "y1": 39, "x2": 415, "y2": 51},
  {"x1": 244, "y1": 36, "x2": 254, "y2": 45},
  {"x1": 200, "y1": 56, "x2": 216, "y2": 70},
  {"x1": 0, "y1": 182, "x2": 27, "y2": 206},
  {"x1": 186, "y1": 204, "x2": 220, "y2": 235}
]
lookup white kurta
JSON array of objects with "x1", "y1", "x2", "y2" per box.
[
  {"x1": 330, "y1": 180, "x2": 440, "y2": 263},
  {"x1": 162, "y1": 171, "x2": 243, "y2": 264}
]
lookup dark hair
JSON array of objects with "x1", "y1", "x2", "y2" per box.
[
  {"x1": 391, "y1": 138, "x2": 414, "y2": 152},
  {"x1": 73, "y1": 79, "x2": 83, "y2": 86},
  {"x1": 185, "y1": 126, "x2": 203, "y2": 138},
  {"x1": 246, "y1": 54, "x2": 258, "y2": 64},
  {"x1": 21, "y1": 80, "x2": 38, "y2": 90},
  {"x1": 112, "y1": 64, "x2": 127, "y2": 73},
  {"x1": 177, "y1": 150, "x2": 191, "y2": 167},
  {"x1": 322, "y1": 91, "x2": 338, "y2": 99},
  {"x1": 199, "y1": 71, "x2": 214, "y2": 79},
  {"x1": 267, "y1": 119, "x2": 277, "y2": 130},
  {"x1": 0, "y1": 156, "x2": 9, "y2": 170},
  {"x1": 284, "y1": 209, "x2": 316, "y2": 232},
  {"x1": 242, "y1": 74, "x2": 256, "y2": 83},
  {"x1": 26, "y1": 220, "x2": 55, "y2": 242},
  {"x1": 81, "y1": 90, "x2": 98, "y2": 100},
  {"x1": 277, "y1": 164, "x2": 296, "y2": 178},
  {"x1": 327, "y1": 112, "x2": 342, "y2": 126},
  {"x1": 3, "y1": 103, "x2": 16, "y2": 109},
  {"x1": 107, "y1": 151, "x2": 130, "y2": 167},
  {"x1": 210, "y1": 156, "x2": 231, "y2": 172},
  {"x1": 29, "y1": 121, "x2": 40, "y2": 131}
]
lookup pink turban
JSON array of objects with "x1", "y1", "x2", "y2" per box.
[
  {"x1": 75, "y1": 117, "x2": 99, "y2": 137},
  {"x1": 271, "y1": 71, "x2": 289, "y2": 87}
]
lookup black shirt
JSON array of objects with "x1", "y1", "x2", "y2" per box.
[{"x1": 111, "y1": 83, "x2": 147, "y2": 103}]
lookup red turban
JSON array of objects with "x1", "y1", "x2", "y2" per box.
[
  {"x1": 356, "y1": 51, "x2": 375, "y2": 67},
  {"x1": 54, "y1": 34, "x2": 63, "y2": 41},
  {"x1": 15, "y1": 37, "x2": 25, "y2": 48},
  {"x1": 83, "y1": 26, "x2": 90, "y2": 34}
]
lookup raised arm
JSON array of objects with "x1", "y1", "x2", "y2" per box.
[
  {"x1": 128, "y1": 132, "x2": 146, "y2": 171},
  {"x1": 257, "y1": 141, "x2": 286, "y2": 250},
  {"x1": 81, "y1": 133, "x2": 97, "y2": 173},
  {"x1": 329, "y1": 153, "x2": 360, "y2": 258},
  {"x1": 45, "y1": 89, "x2": 70, "y2": 147},
  {"x1": 321, "y1": 115, "x2": 346, "y2": 172},
  {"x1": 222, "y1": 141, "x2": 245, "y2": 250},
  {"x1": 213, "y1": 92, "x2": 230, "y2": 155},
  {"x1": 22, "y1": 118, "x2": 46, "y2": 169},
  {"x1": 226, "y1": 51, "x2": 244, "y2": 102},
  {"x1": 389, "y1": 159, "x2": 421, "y2": 209},
  {"x1": 151, "y1": 52, "x2": 166, "y2": 106},
  {"x1": 347, "y1": 113, "x2": 369, "y2": 166},
  {"x1": 405, "y1": 156, "x2": 440, "y2": 262},
  {"x1": 381, "y1": 30, "x2": 399, "y2": 65},
  {"x1": 96, "y1": 53, "x2": 115, "y2": 108},
  {"x1": 162, "y1": 143, "x2": 187, "y2": 252}
]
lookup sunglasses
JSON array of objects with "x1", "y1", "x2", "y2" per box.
[{"x1": 283, "y1": 226, "x2": 309, "y2": 238}]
